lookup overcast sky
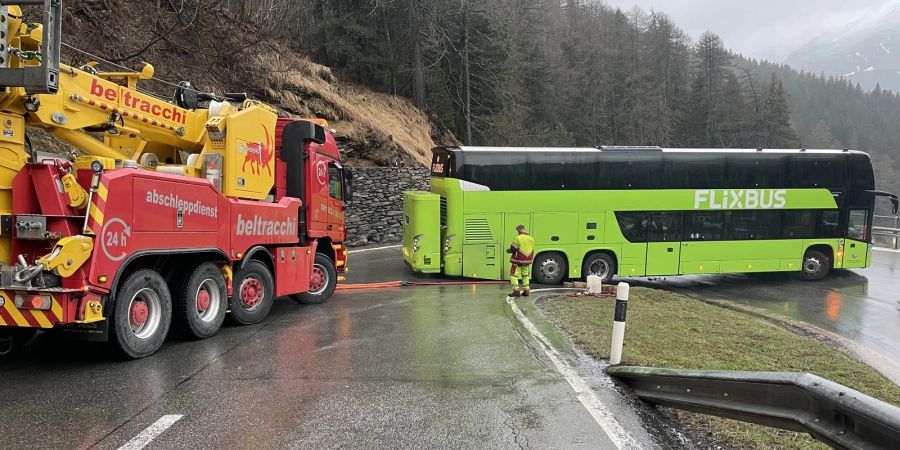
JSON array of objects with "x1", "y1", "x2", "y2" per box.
[{"x1": 603, "y1": 0, "x2": 896, "y2": 61}]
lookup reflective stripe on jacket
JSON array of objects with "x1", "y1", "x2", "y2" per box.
[{"x1": 509, "y1": 233, "x2": 535, "y2": 265}]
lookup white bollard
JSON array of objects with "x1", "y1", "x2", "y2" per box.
[
  {"x1": 586, "y1": 275, "x2": 602, "y2": 294},
  {"x1": 609, "y1": 282, "x2": 629, "y2": 365}
]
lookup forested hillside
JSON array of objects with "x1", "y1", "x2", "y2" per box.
[
  {"x1": 240, "y1": 0, "x2": 900, "y2": 196},
  {"x1": 52, "y1": 0, "x2": 449, "y2": 166}
]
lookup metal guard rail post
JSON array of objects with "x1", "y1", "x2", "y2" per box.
[
  {"x1": 873, "y1": 215, "x2": 900, "y2": 250},
  {"x1": 606, "y1": 366, "x2": 900, "y2": 449}
]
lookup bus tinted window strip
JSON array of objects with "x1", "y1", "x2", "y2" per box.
[{"x1": 615, "y1": 210, "x2": 844, "y2": 243}]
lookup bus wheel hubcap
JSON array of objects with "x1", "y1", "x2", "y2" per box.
[
  {"x1": 590, "y1": 260, "x2": 609, "y2": 278},
  {"x1": 541, "y1": 260, "x2": 560, "y2": 278},
  {"x1": 805, "y1": 258, "x2": 821, "y2": 273}
]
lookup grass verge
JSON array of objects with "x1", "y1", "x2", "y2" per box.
[{"x1": 539, "y1": 287, "x2": 900, "y2": 450}]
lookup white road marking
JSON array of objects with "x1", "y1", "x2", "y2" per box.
[
  {"x1": 348, "y1": 244, "x2": 403, "y2": 254},
  {"x1": 872, "y1": 247, "x2": 900, "y2": 253},
  {"x1": 117, "y1": 414, "x2": 184, "y2": 450},
  {"x1": 507, "y1": 292, "x2": 640, "y2": 449}
]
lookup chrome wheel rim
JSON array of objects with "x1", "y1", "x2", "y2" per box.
[
  {"x1": 128, "y1": 288, "x2": 162, "y2": 339},
  {"x1": 540, "y1": 258, "x2": 560, "y2": 280},
  {"x1": 588, "y1": 259, "x2": 610, "y2": 279},
  {"x1": 308, "y1": 264, "x2": 329, "y2": 295},
  {"x1": 196, "y1": 279, "x2": 221, "y2": 323},
  {"x1": 804, "y1": 257, "x2": 822, "y2": 275}
]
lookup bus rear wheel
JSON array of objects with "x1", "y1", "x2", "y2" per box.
[
  {"x1": 534, "y1": 252, "x2": 567, "y2": 285},
  {"x1": 583, "y1": 252, "x2": 616, "y2": 283},
  {"x1": 801, "y1": 250, "x2": 831, "y2": 281}
]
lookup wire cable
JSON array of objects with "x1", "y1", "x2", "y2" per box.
[
  {"x1": 335, "y1": 280, "x2": 508, "y2": 291},
  {"x1": 61, "y1": 42, "x2": 182, "y2": 89}
]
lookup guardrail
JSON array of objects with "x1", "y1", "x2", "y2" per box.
[
  {"x1": 607, "y1": 366, "x2": 900, "y2": 450},
  {"x1": 874, "y1": 215, "x2": 899, "y2": 250}
]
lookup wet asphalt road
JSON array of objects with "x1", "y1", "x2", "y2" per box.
[
  {"x1": 631, "y1": 249, "x2": 900, "y2": 384},
  {"x1": 0, "y1": 246, "x2": 664, "y2": 449}
]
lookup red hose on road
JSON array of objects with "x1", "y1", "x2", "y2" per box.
[{"x1": 336, "y1": 280, "x2": 508, "y2": 291}]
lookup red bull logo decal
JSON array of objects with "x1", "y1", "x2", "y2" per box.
[{"x1": 239, "y1": 124, "x2": 274, "y2": 176}]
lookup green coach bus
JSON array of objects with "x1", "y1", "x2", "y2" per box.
[{"x1": 402, "y1": 146, "x2": 898, "y2": 284}]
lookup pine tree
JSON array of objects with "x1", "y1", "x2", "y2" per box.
[
  {"x1": 758, "y1": 77, "x2": 799, "y2": 148},
  {"x1": 807, "y1": 120, "x2": 841, "y2": 148}
]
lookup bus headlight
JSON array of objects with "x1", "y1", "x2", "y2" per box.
[
  {"x1": 413, "y1": 234, "x2": 423, "y2": 253},
  {"x1": 443, "y1": 234, "x2": 456, "y2": 253}
]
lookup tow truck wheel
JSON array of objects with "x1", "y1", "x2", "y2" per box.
[
  {"x1": 229, "y1": 260, "x2": 274, "y2": 325},
  {"x1": 0, "y1": 328, "x2": 37, "y2": 357},
  {"x1": 175, "y1": 262, "x2": 227, "y2": 339},
  {"x1": 292, "y1": 253, "x2": 337, "y2": 305},
  {"x1": 110, "y1": 269, "x2": 172, "y2": 359}
]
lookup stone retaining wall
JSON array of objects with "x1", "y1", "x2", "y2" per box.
[{"x1": 345, "y1": 166, "x2": 430, "y2": 246}]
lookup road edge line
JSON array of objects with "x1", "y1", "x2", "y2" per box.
[
  {"x1": 348, "y1": 244, "x2": 403, "y2": 254},
  {"x1": 506, "y1": 293, "x2": 640, "y2": 449},
  {"x1": 117, "y1": 414, "x2": 184, "y2": 450}
]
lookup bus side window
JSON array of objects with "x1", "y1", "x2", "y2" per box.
[
  {"x1": 615, "y1": 212, "x2": 648, "y2": 242},
  {"x1": 648, "y1": 212, "x2": 681, "y2": 242},
  {"x1": 816, "y1": 210, "x2": 840, "y2": 238},
  {"x1": 848, "y1": 209, "x2": 870, "y2": 241},
  {"x1": 685, "y1": 211, "x2": 726, "y2": 241},
  {"x1": 783, "y1": 210, "x2": 815, "y2": 239}
]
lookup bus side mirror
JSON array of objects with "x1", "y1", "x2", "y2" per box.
[{"x1": 343, "y1": 167, "x2": 354, "y2": 203}]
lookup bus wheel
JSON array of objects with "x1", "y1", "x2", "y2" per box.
[
  {"x1": 110, "y1": 269, "x2": 172, "y2": 359},
  {"x1": 801, "y1": 250, "x2": 831, "y2": 281},
  {"x1": 534, "y1": 252, "x2": 567, "y2": 285},
  {"x1": 175, "y1": 262, "x2": 227, "y2": 339},
  {"x1": 583, "y1": 252, "x2": 616, "y2": 284},
  {"x1": 291, "y1": 253, "x2": 337, "y2": 305},
  {"x1": 230, "y1": 260, "x2": 275, "y2": 325}
]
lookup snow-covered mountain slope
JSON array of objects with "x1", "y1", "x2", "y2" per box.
[{"x1": 786, "y1": 2, "x2": 900, "y2": 91}]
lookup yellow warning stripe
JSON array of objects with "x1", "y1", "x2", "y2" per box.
[
  {"x1": 31, "y1": 311, "x2": 52, "y2": 328},
  {"x1": 89, "y1": 205, "x2": 105, "y2": 227},
  {"x1": 97, "y1": 183, "x2": 108, "y2": 201},
  {"x1": 3, "y1": 300, "x2": 30, "y2": 327},
  {"x1": 51, "y1": 298, "x2": 63, "y2": 321},
  {"x1": 0, "y1": 315, "x2": 6, "y2": 326}
]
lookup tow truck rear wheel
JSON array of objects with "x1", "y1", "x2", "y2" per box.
[
  {"x1": 291, "y1": 253, "x2": 337, "y2": 304},
  {"x1": 175, "y1": 262, "x2": 227, "y2": 339},
  {"x1": 0, "y1": 328, "x2": 37, "y2": 357},
  {"x1": 110, "y1": 269, "x2": 172, "y2": 359},
  {"x1": 229, "y1": 260, "x2": 274, "y2": 325}
]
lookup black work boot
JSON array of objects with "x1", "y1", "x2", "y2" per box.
[{"x1": 510, "y1": 290, "x2": 521, "y2": 297}]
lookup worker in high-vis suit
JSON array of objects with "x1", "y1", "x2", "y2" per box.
[{"x1": 507, "y1": 224, "x2": 536, "y2": 297}]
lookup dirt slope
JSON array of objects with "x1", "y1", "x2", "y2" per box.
[{"x1": 32, "y1": 0, "x2": 448, "y2": 166}]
